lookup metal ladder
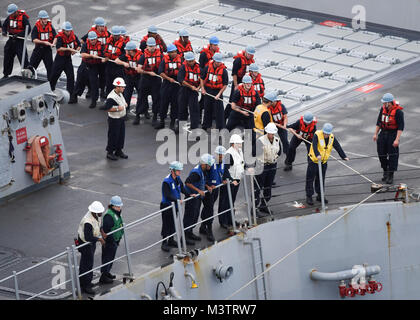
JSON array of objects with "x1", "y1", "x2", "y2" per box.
[{"x1": 246, "y1": 237, "x2": 267, "y2": 300}]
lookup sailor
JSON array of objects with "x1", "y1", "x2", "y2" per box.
[
  {"x1": 177, "y1": 51, "x2": 202, "y2": 130},
  {"x1": 253, "y1": 91, "x2": 275, "y2": 136},
  {"x1": 119, "y1": 26, "x2": 130, "y2": 45},
  {"x1": 77, "y1": 201, "x2": 106, "y2": 295},
  {"x1": 268, "y1": 95, "x2": 289, "y2": 156},
  {"x1": 199, "y1": 36, "x2": 220, "y2": 69},
  {"x1": 115, "y1": 41, "x2": 142, "y2": 115},
  {"x1": 49, "y1": 21, "x2": 80, "y2": 102},
  {"x1": 283, "y1": 111, "x2": 317, "y2": 171},
  {"x1": 155, "y1": 43, "x2": 182, "y2": 130},
  {"x1": 306, "y1": 123, "x2": 349, "y2": 205},
  {"x1": 373, "y1": 93, "x2": 404, "y2": 184},
  {"x1": 174, "y1": 29, "x2": 193, "y2": 59},
  {"x1": 200, "y1": 52, "x2": 228, "y2": 130},
  {"x1": 218, "y1": 134, "x2": 244, "y2": 229},
  {"x1": 160, "y1": 161, "x2": 187, "y2": 252},
  {"x1": 225, "y1": 46, "x2": 256, "y2": 120},
  {"x1": 200, "y1": 146, "x2": 228, "y2": 242},
  {"x1": 75, "y1": 31, "x2": 107, "y2": 109},
  {"x1": 254, "y1": 122, "x2": 280, "y2": 216},
  {"x1": 103, "y1": 26, "x2": 125, "y2": 95},
  {"x1": 2, "y1": 3, "x2": 31, "y2": 79},
  {"x1": 183, "y1": 154, "x2": 214, "y2": 244},
  {"x1": 99, "y1": 196, "x2": 124, "y2": 284},
  {"x1": 248, "y1": 63, "x2": 265, "y2": 98},
  {"x1": 28, "y1": 10, "x2": 56, "y2": 80},
  {"x1": 140, "y1": 25, "x2": 167, "y2": 53},
  {"x1": 103, "y1": 77, "x2": 128, "y2": 161},
  {"x1": 133, "y1": 37, "x2": 163, "y2": 126}
]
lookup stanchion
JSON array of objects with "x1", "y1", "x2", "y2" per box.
[
  {"x1": 226, "y1": 180, "x2": 238, "y2": 232},
  {"x1": 66, "y1": 247, "x2": 77, "y2": 300},
  {"x1": 171, "y1": 203, "x2": 183, "y2": 256},
  {"x1": 122, "y1": 231, "x2": 134, "y2": 278},
  {"x1": 13, "y1": 271, "x2": 20, "y2": 300},
  {"x1": 250, "y1": 172, "x2": 257, "y2": 225},
  {"x1": 177, "y1": 199, "x2": 188, "y2": 254},
  {"x1": 21, "y1": 25, "x2": 29, "y2": 73},
  {"x1": 317, "y1": 160, "x2": 326, "y2": 214},
  {"x1": 71, "y1": 244, "x2": 82, "y2": 299},
  {"x1": 242, "y1": 173, "x2": 253, "y2": 226}
]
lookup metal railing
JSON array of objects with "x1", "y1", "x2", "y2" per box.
[{"x1": 0, "y1": 177, "x2": 253, "y2": 300}]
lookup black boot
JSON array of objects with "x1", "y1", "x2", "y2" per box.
[
  {"x1": 199, "y1": 225, "x2": 207, "y2": 235},
  {"x1": 206, "y1": 227, "x2": 215, "y2": 242},
  {"x1": 106, "y1": 152, "x2": 118, "y2": 161},
  {"x1": 167, "y1": 238, "x2": 178, "y2": 248},
  {"x1": 99, "y1": 273, "x2": 113, "y2": 284},
  {"x1": 88, "y1": 101, "x2": 96, "y2": 109},
  {"x1": 306, "y1": 196, "x2": 314, "y2": 205},
  {"x1": 144, "y1": 111, "x2": 151, "y2": 119},
  {"x1": 68, "y1": 93, "x2": 78, "y2": 104},
  {"x1": 174, "y1": 120, "x2": 179, "y2": 134},
  {"x1": 381, "y1": 171, "x2": 388, "y2": 182},
  {"x1": 161, "y1": 240, "x2": 171, "y2": 252},
  {"x1": 169, "y1": 119, "x2": 175, "y2": 131},
  {"x1": 100, "y1": 89, "x2": 107, "y2": 100},
  {"x1": 152, "y1": 114, "x2": 158, "y2": 126},
  {"x1": 386, "y1": 171, "x2": 394, "y2": 184},
  {"x1": 132, "y1": 115, "x2": 140, "y2": 125},
  {"x1": 316, "y1": 194, "x2": 328, "y2": 204},
  {"x1": 284, "y1": 163, "x2": 292, "y2": 171},
  {"x1": 154, "y1": 119, "x2": 165, "y2": 129},
  {"x1": 86, "y1": 89, "x2": 91, "y2": 99}
]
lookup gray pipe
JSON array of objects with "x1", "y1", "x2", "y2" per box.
[{"x1": 310, "y1": 265, "x2": 381, "y2": 281}]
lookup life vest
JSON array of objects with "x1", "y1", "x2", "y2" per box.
[
  {"x1": 308, "y1": 130, "x2": 335, "y2": 164},
  {"x1": 122, "y1": 35, "x2": 130, "y2": 45},
  {"x1": 204, "y1": 60, "x2": 226, "y2": 89},
  {"x1": 257, "y1": 134, "x2": 280, "y2": 165},
  {"x1": 200, "y1": 45, "x2": 219, "y2": 66},
  {"x1": 142, "y1": 48, "x2": 162, "y2": 72},
  {"x1": 185, "y1": 165, "x2": 205, "y2": 194},
  {"x1": 78, "y1": 211, "x2": 101, "y2": 243},
  {"x1": 104, "y1": 35, "x2": 124, "y2": 60},
  {"x1": 161, "y1": 174, "x2": 182, "y2": 206},
  {"x1": 233, "y1": 50, "x2": 255, "y2": 79},
  {"x1": 82, "y1": 39, "x2": 103, "y2": 64},
  {"x1": 8, "y1": 10, "x2": 29, "y2": 34},
  {"x1": 103, "y1": 208, "x2": 124, "y2": 242},
  {"x1": 254, "y1": 104, "x2": 273, "y2": 132},
  {"x1": 24, "y1": 135, "x2": 56, "y2": 184},
  {"x1": 299, "y1": 116, "x2": 317, "y2": 140},
  {"x1": 183, "y1": 61, "x2": 201, "y2": 87},
  {"x1": 209, "y1": 162, "x2": 225, "y2": 186},
  {"x1": 380, "y1": 101, "x2": 403, "y2": 130},
  {"x1": 162, "y1": 53, "x2": 182, "y2": 78},
  {"x1": 124, "y1": 49, "x2": 142, "y2": 75},
  {"x1": 142, "y1": 35, "x2": 165, "y2": 52},
  {"x1": 107, "y1": 89, "x2": 127, "y2": 119},
  {"x1": 226, "y1": 146, "x2": 244, "y2": 180},
  {"x1": 34, "y1": 20, "x2": 54, "y2": 43},
  {"x1": 56, "y1": 30, "x2": 79, "y2": 56},
  {"x1": 250, "y1": 72, "x2": 265, "y2": 97},
  {"x1": 88, "y1": 26, "x2": 109, "y2": 45},
  {"x1": 269, "y1": 101, "x2": 286, "y2": 126},
  {"x1": 174, "y1": 38, "x2": 193, "y2": 57},
  {"x1": 237, "y1": 83, "x2": 258, "y2": 111}
]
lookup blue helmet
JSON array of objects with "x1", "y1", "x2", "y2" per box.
[
  {"x1": 110, "y1": 195, "x2": 123, "y2": 207},
  {"x1": 119, "y1": 26, "x2": 127, "y2": 35},
  {"x1": 264, "y1": 91, "x2": 277, "y2": 102},
  {"x1": 184, "y1": 51, "x2": 195, "y2": 61},
  {"x1": 110, "y1": 25, "x2": 120, "y2": 35},
  {"x1": 200, "y1": 154, "x2": 215, "y2": 166},
  {"x1": 242, "y1": 75, "x2": 252, "y2": 84},
  {"x1": 167, "y1": 43, "x2": 177, "y2": 52},
  {"x1": 213, "y1": 52, "x2": 223, "y2": 63},
  {"x1": 88, "y1": 31, "x2": 98, "y2": 40},
  {"x1": 125, "y1": 41, "x2": 137, "y2": 51},
  {"x1": 7, "y1": 3, "x2": 18, "y2": 15},
  {"x1": 303, "y1": 111, "x2": 314, "y2": 124},
  {"x1": 322, "y1": 123, "x2": 333, "y2": 134},
  {"x1": 381, "y1": 93, "x2": 394, "y2": 103},
  {"x1": 249, "y1": 63, "x2": 259, "y2": 72},
  {"x1": 179, "y1": 29, "x2": 189, "y2": 37},
  {"x1": 94, "y1": 17, "x2": 106, "y2": 26},
  {"x1": 209, "y1": 36, "x2": 219, "y2": 45},
  {"x1": 148, "y1": 25, "x2": 158, "y2": 33},
  {"x1": 38, "y1": 10, "x2": 49, "y2": 19},
  {"x1": 169, "y1": 161, "x2": 183, "y2": 171},
  {"x1": 214, "y1": 146, "x2": 227, "y2": 155},
  {"x1": 146, "y1": 37, "x2": 156, "y2": 46},
  {"x1": 245, "y1": 45, "x2": 256, "y2": 55},
  {"x1": 62, "y1": 21, "x2": 73, "y2": 31}
]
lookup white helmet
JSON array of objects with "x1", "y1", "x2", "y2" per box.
[
  {"x1": 88, "y1": 201, "x2": 105, "y2": 214},
  {"x1": 113, "y1": 77, "x2": 126, "y2": 87},
  {"x1": 229, "y1": 134, "x2": 243, "y2": 144},
  {"x1": 265, "y1": 122, "x2": 277, "y2": 134}
]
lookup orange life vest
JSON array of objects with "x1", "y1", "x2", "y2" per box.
[
  {"x1": 200, "y1": 45, "x2": 219, "y2": 66},
  {"x1": 174, "y1": 39, "x2": 192, "y2": 57},
  {"x1": 142, "y1": 48, "x2": 162, "y2": 72},
  {"x1": 142, "y1": 35, "x2": 165, "y2": 52},
  {"x1": 124, "y1": 49, "x2": 142, "y2": 75},
  {"x1": 162, "y1": 53, "x2": 182, "y2": 78},
  {"x1": 237, "y1": 83, "x2": 258, "y2": 111},
  {"x1": 204, "y1": 60, "x2": 226, "y2": 90},
  {"x1": 88, "y1": 26, "x2": 109, "y2": 45},
  {"x1": 250, "y1": 72, "x2": 265, "y2": 97},
  {"x1": 8, "y1": 10, "x2": 29, "y2": 34},
  {"x1": 24, "y1": 136, "x2": 56, "y2": 184},
  {"x1": 122, "y1": 35, "x2": 130, "y2": 45},
  {"x1": 299, "y1": 116, "x2": 317, "y2": 140},
  {"x1": 34, "y1": 20, "x2": 54, "y2": 43},
  {"x1": 82, "y1": 39, "x2": 103, "y2": 64},
  {"x1": 380, "y1": 102, "x2": 403, "y2": 130},
  {"x1": 233, "y1": 50, "x2": 255, "y2": 78},
  {"x1": 104, "y1": 36, "x2": 124, "y2": 60},
  {"x1": 269, "y1": 101, "x2": 286, "y2": 125},
  {"x1": 56, "y1": 30, "x2": 79, "y2": 56},
  {"x1": 183, "y1": 61, "x2": 201, "y2": 87}
]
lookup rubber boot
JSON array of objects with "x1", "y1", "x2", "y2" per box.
[
  {"x1": 154, "y1": 119, "x2": 165, "y2": 129},
  {"x1": 381, "y1": 170, "x2": 388, "y2": 182},
  {"x1": 386, "y1": 171, "x2": 394, "y2": 184}
]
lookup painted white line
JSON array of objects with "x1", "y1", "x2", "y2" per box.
[
  {"x1": 27, "y1": 0, "x2": 64, "y2": 13},
  {"x1": 58, "y1": 120, "x2": 84, "y2": 128},
  {"x1": 346, "y1": 151, "x2": 420, "y2": 169}
]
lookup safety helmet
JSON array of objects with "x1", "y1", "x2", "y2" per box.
[
  {"x1": 265, "y1": 122, "x2": 277, "y2": 134},
  {"x1": 242, "y1": 75, "x2": 252, "y2": 84},
  {"x1": 303, "y1": 111, "x2": 314, "y2": 124},
  {"x1": 7, "y1": 3, "x2": 18, "y2": 15},
  {"x1": 113, "y1": 77, "x2": 126, "y2": 87},
  {"x1": 213, "y1": 52, "x2": 223, "y2": 63},
  {"x1": 88, "y1": 201, "x2": 105, "y2": 214},
  {"x1": 110, "y1": 195, "x2": 123, "y2": 207},
  {"x1": 249, "y1": 63, "x2": 259, "y2": 72},
  {"x1": 62, "y1": 21, "x2": 73, "y2": 31},
  {"x1": 94, "y1": 17, "x2": 106, "y2": 26},
  {"x1": 214, "y1": 145, "x2": 227, "y2": 155},
  {"x1": 125, "y1": 41, "x2": 137, "y2": 51},
  {"x1": 381, "y1": 93, "x2": 394, "y2": 103},
  {"x1": 209, "y1": 36, "x2": 219, "y2": 45},
  {"x1": 200, "y1": 153, "x2": 215, "y2": 166},
  {"x1": 119, "y1": 26, "x2": 127, "y2": 35},
  {"x1": 110, "y1": 25, "x2": 120, "y2": 35},
  {"x1": 322, "y1": 123, "x2": 333, "y2": 134},
  {"x1": 88, "y1": 31, "x2": 98, "y2": 40},
  {"x1": 146, "y1": 37, "x2": 156, "y2": 46},
  {"x1": 264, "y1": 91, "x2": 277, "y2": 102},
  {"x1": 38, "y1": 10, "x2": 49, "y2": 19},
  {"x1": 229, "y1": 134, "x2": 243, "y2": 144},
  {"x1": 167, "y1": 43, "x2": 177, "y2": 52},
  {"x1": 148, "y1": 25, "x2": 158, "y2": 33},
  {"x1": 169, "y1": 161, "x2": 184, "y2": 171},
  {"x1": 245, "y1": 45, "x2": 256, "y2": 55},
  {"x1": 184, "y1": 51, "x2": 195, "y2": 61},
  {"x1": 179, "y1": 29, "x2": 189, "y2": 37}
]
